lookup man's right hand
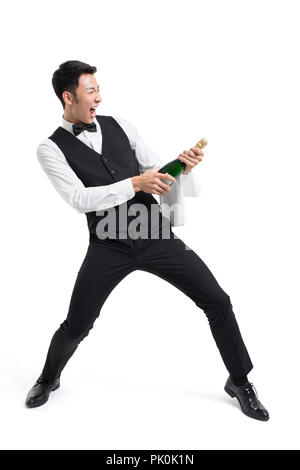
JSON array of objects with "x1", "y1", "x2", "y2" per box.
[{"x1": 131, "y1": 166, "x2": 176, "y2": 195}]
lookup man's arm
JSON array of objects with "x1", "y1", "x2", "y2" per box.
[
  {"x1": 113, "y1": 116, "x2": 202, "y2": 226},
  {"x1": 36, "y1": 139, "x2": 135, "y2": 213},
  {"x1": 113, "y1": 115, "x2": 202, "y2": 197},
  {"x1": 114, "y1": 116, "x2": 201, "y2": 227}
]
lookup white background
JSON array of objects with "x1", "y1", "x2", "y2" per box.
[{"x1": 1, "y1": 0, "x2": 299, "y2": 450}]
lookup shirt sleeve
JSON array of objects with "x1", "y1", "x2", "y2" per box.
[
  {"x1": 114, "y1": 115, "x2": 202, "y2": 195},
  {"x1": 36, "y1": 140, "x2": 135, "y2": 214},
  {"x1": 113, "y1": 115, "x2": 165, "y2": 172}
]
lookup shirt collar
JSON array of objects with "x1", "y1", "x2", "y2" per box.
[{"x1": 61, "y1": 115, "x2": 99, "y2": 135}]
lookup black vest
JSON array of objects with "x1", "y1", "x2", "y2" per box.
[{"x1": 49, "y1": 115, "x2": 171, "y2": 241}]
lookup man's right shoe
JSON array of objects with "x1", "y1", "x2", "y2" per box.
[{"x1": 25, "y1": 375, "x2": 60, "y2": 408}]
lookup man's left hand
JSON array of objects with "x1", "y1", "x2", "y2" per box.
[{"x1": 178, "y1": 147, "x2": 204, "y2": 175}]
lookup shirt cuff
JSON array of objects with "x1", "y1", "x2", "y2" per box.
[
  {"x1": 181, "y1": 171, "x2": 202, "y2": 197},
  {"x1": 108, "y1": 177, "x2": 135, "y2": 207}
]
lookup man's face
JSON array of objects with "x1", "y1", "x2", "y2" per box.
[{"x1": 63, "y1": 73, "x2": 102, "y2": 124}]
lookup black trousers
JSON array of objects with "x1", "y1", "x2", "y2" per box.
[{"x1": 41, "y1": 232, "x2": 253, "y2": 382}]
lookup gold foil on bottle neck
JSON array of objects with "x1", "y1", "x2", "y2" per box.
[{"x1": 194, "y1": 138, "x2": 208, "y2": 149}]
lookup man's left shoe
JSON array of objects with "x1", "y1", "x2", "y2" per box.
[{"x1": 224, "y1": 376, "x2": 269, "y2": 421}]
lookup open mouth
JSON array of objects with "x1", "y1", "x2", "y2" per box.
[{"x1": 89, "y1": 107, "x2": 97, "y2": 117}]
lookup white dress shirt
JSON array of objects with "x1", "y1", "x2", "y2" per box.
[{"x1": 36, "y1": 115, "x2": 202, "y2": 226}]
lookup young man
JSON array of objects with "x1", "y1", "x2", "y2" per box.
[{"x1": 25, "y1": 60, "x2": 269, "y2": 421}]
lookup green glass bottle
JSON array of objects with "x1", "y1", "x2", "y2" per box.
[
  {"x1": 158, "y1": 159, "x2": 186, "y2": 187},
  {"x1": 158, "y1": 138, "x2": 208, "y2": 187}
]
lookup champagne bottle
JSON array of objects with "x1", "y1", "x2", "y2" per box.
[{"x1": 159, "y1": 138, "x2": 208, "y2": 186}]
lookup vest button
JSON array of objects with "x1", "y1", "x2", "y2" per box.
[
  {"x1": 103, "y1": 157, "x2": 108, "y2": 162},
  {"x1": 111, "y1": 169, "x2": 116, "y2": 174}
]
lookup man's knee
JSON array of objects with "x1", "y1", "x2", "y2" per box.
[
  {"x1": 196, "y1": 292, "x2": 232, "y2": 319},
  {"x1": 212, "y1": 292, "x2": 232, "y2": 311},
  {"x1": 58, "y1": 319, "x2": 95, "y2": 343},
  {"x1": 218, "y1": 293, "x2": 232, "y2": 308}
]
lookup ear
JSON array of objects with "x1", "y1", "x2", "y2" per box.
[{"x1": 62, "y1": 90, "x2": 73, "y2": 106}]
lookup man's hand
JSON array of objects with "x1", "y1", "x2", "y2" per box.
[
  {"x1": 178, "y1": 147, "x2": 204, "y2": 175},
  {"x1": 131, "y1": 166, "x2": 176, "y2": 195}
]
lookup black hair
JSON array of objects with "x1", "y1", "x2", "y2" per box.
[{"x1": 52, "y1": 60, "x2": 97, "y2": 108}]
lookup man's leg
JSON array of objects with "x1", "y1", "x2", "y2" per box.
[
  {"x1": 135, "y1": 235, "x2": 253, "y2": 377},
  {"x1": 40, "y1": 240, "x2": 135, "y2": 382}
]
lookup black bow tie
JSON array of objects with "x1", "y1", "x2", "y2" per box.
[{"x1": 72, "y1": 122, "x2": 97, "y2": 136}]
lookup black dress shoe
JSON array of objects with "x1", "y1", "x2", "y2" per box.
[
  {"x1": 224, "y1": 376, "x2": 269, "y2": 421},
  {"x1": 25, "y1": 375, "x2": 60, "y2": 408}
]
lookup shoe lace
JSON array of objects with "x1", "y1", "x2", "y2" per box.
[
  {"x1": 244, "y1": 382, "x2": 262, "y2": 411},
  {"x1": 244, "y1": 382, "x2": 259, "y2": 399}
]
